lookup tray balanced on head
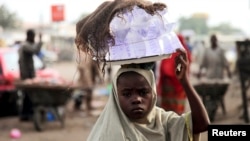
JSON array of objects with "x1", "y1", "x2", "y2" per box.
[{"x1": 75, "y1": 0, "x2": 183, "y2": 67}]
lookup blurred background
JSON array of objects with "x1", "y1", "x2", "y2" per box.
[
  {"x1": 0, "y1": 0, "x2": 249, "y2": 64},
  {"x1": 0, "y1": 0, "x2": 250, "y2": 141}
]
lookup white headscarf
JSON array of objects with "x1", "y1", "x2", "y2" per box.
[{"x1": 87, "y1": 67, "x2": 193, "y2": 141}]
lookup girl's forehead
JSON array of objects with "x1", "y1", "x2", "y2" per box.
[
  {"x1": 119, "y1": 71, "x2": 141, "y2": 76},
  {"x1": 118, "y1": 72, "x2": 146, "y2": 82},
  {"x1": 117, "y1": 73, "x2": 151, "y2": 89}
]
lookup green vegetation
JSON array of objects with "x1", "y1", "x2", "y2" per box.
[
  {"x1": 0, "y1": 5, "x2": 21, "y2": 29},
  {"x1": 178, "y1": 13, "x2": 243, "y2": 35}
]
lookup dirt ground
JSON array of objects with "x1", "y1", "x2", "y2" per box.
[
  {"x1": 0, "y1": 61, "x2": 249, "y2": 141},
  {"x1": 0, "y1": 102, "x2": 107, "y2": 141},
  {"x1": 0, "y1": 61, "x2": 108, "y2": 141}
]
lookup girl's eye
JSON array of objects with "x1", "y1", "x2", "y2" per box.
[
  {"x1": 139, "y1": 90, "x2": 149, "y2": 97},
  {"x1": 122, "y1": 92, "x2": 131, "y2": 97}
]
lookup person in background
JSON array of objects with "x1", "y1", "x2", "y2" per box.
[
  {"x1": 185, "y1": 36, "x2": 193, "y2": 53},
  {"x1": 157, "y1": 34, "x2": 192, "y2": 115},
  {"x1": 86, "y1": 49, "x2": 209, "y2": 141},
  {"x1": 18, "y1": 29, "x2": 43, "y2": 121},
  {"x1": 197, "y1": 34, "x2": 231, "y2": 79},
  {"x1": 75, "y1": 51, "x2": 102, "y2": 114},
  {"x1": 197, "y1": 34, "x2": 231, "y2": 116}
]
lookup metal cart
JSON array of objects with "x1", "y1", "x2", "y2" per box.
[
  {"x1": 194, "y1": 80, "x2": 229, "y2": 122},
  {"x1": 15, "y1": 82, "x2": 76, "y2": 131}
]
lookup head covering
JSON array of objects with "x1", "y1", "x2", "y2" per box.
[{"x1": 87, "y1": 67, "x2": 193, "y2": 141}]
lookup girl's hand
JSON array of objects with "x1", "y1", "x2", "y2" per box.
[{"x1": 175, "y1": 48, "x2": 189, "y2": 81}]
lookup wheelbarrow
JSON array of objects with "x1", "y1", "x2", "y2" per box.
[
  {"x1": 193, "y1": 79, "x2": 229, "y2": 122},
  {"x1": 15, "y1": 83, "x2": 75, "y2": 131}
]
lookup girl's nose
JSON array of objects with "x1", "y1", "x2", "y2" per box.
[{"x1": 131, "y1": 95, "x2": 142, "y2": 104}]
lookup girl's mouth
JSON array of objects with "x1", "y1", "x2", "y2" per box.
[{"x1": 132, "y1": 108, "x2": 144, "y2": 113}]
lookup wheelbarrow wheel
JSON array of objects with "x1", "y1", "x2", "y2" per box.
[
  {"x1": 203, "y1": 98, "x2": 218, "y2": 122},
  {"x1": 56, "y1": 107, "x2": 65, "y2": 128},
  {"x1": 33, "y1": 106, "x2": 47, "y2": 131}
]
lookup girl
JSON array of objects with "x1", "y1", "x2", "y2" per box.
[{"x1": 86, "y1": 49, "x2": 210, "y2": 141}]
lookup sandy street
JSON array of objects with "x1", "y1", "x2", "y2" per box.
[{"x1": 0, "y1": 61, "x2": 108, "y2": 141}]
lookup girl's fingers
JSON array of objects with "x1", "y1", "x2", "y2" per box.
[
  {"x1": 175, "y1": 49, "x2": 188, "y2": 75},
  {"x1": 175, "y1": 56, "x2": 183, "y2": 75},
  {"x1": 176, "y1": 48, "x2": 187, "y2": 61},
  {"x1": 177, "y1": 63, "x2": 182, "y2": 72}
]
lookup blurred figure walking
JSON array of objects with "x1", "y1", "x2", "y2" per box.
[
  {"x1": 75, "y1": 51, "x2": 102, "y2": 114},
  {"x1": 18, "y1": 29, "x2": 43, "y2": 121},
  {"x1": 185, "y1": 36, "x2": 193, "y2": 53},
  {"x1": 197, "y1": 34, "x2": 231, "y2": 79},
  {"x1": 197, "y1": 34, "x2": 231, "y2": 116}
]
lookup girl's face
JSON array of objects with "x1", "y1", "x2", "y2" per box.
[{"x1": 117, "y1": 71, "x2": 153, "y2": 122}]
